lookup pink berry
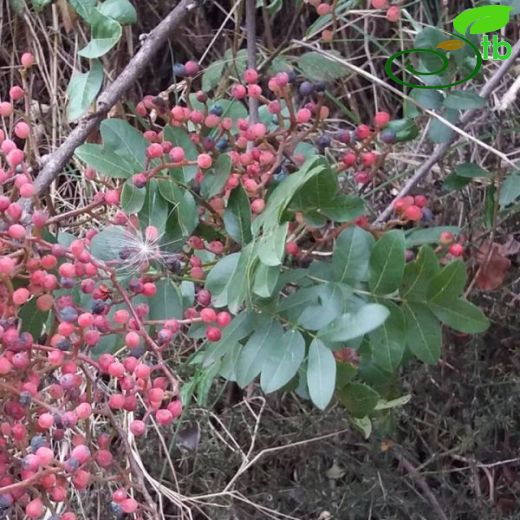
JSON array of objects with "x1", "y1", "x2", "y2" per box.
[
  {"x1": 147, "y1": 143, "x2": 163, "y2": 159},
  {"x1": 38, "y1": 413, "x2": 54, "y2": 429},
  {"x1": 14, "y1": 121, "x2": 30, "y2": 139},
  {"x1": 231, "y1": 84, "x2": 247, "y2": 99},
  {"x1": 26, "y1": 498, "x2": 44, "y2": 519},
  {"x1": 0, "y1": 102, "x2": 13, "y2": 117},
  {"x1": 216, "y1": 311, "x2": 231, "y2": 327},
  {"x1": 19, "y1": 183, "x2": 35, "y2": 198},
  {"x1": 355, "y1": 124, "x2": 371, "y2": 140},
  {"x1": 251, "y1": 198, "x2": 266, "y2": 214},
  {"x1": 156, "y1": 409, "x2": 173, "y2": 426},
  {"x1": 184, "y1": 60, "x2": 200, "y2": 76},
  {"x1": 439, "y1": 231, "x2": 454, "y2": 245},
  {"x1": 244, "y1": 68, "x2": 259, "y2": 84},
  {"x1": 371, "y1": 0, "x2": 388, "y2": 8},
  {"x1": 12, "y1": 287, "x2": 30, "y2": 306},
  {"x1": 197, "y1": 153, "x2": 212, "y2": 169},
  {"x1": 200, "y1": 308, "x2": 217, "y2": 323},
  {"x1": 21, "y1": 52, "x2": 35, "y2": 68},
  {"x1": 130, "y1": 420, "x2": 146, "y2": 436},
  {"x1": 9, "y1": 85, "x2": 24, "y2": 101},
  {"x1": 169, "y1": 146, "x2": 185, "y2": 163},
  {"x1": 386, "y1": 5, "x2": 400, "y2": 22},
  {"x1": 374, "y1": 111, "x2": 391, "y2": 128},
  {"x1": 125, "y1": 331, "x2": 140, "y2": 349},
  {"x1": 316, "y1": 3, "x2": 332, "y2": 16},
  {"x1": 414, "y1": 195, "x2": 427, "y2": 208}
]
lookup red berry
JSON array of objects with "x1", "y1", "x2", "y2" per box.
[
  {"x1": 197, "y1": 153, "x2": 212, "y2": 169},
  {"x1": 206, "y1": 327, "x2": 222, "y2": 342},
  {"x1": 414, "y1": 195, "x2": 428, "y2": 208},
  {"x1": 200, "y1": 308, "x2": 217, "y2": 323},
  {"x1": 355, "y1": 124, "x2": 370, "y2": 140},
  {"x1": 449, "y1": 243, "x2": 464, "y2": 257},
  {"x1": 285, "y1": 241, "x2": 300, "y2": 256},
  {"x1": 374, "y1": 111, "x2": 391, "y2": 128},
  {"x1": 244, "y1": 68, "x2": 259, "y2": 84},
  {"x1": 371, "y1": 0, "x2": 388, "y2": 7},
  {"x1": 26, "y1": 498, "x2": 43, "y2": 518},
  {"x1": 216, "y1": 311, "x2": 231, "y2": 327},
  {"x1": 316, "y1": 3, "x2": 332, "y2": 16},
  {"x1": 404, "y1": 205, "x2": 422, "y2": 221}
]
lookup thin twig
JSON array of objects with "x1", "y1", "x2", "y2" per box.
[{"x1": 245, "y1": 0, "x2": 258, "y2": 125}]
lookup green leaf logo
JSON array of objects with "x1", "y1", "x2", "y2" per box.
[{"x1": 453, "y1": 5, "x2": 512, "y2": 35}]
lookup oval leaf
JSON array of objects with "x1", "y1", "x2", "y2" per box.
[
  {"x1": 307, "y1": 339, "x2": 336, "y2": 410},
  {"x1": 453, "y1": 5, "x2": 512, "y2": 35}
]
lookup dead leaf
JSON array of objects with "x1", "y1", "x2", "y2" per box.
[
  {"x1": 476, "y1": 241, "x2": 511, "y2": 291},
  {"x1": 58, "y1": 0, "x2": 77, "y2": 34}
]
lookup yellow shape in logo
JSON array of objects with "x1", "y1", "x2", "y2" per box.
[{"x1": 436, "y1": 39, "x2": 465, "y2": 51}]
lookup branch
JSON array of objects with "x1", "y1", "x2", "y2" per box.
[
  {"x1": 33, "y1": 0, "x2": 198, "y2": 196},
  {"x1": 246, "y1": 0, "x2": 259, "y2": 125},
  {"x1": 375, "y1": 39, "x2": 520, "y2": 223}
]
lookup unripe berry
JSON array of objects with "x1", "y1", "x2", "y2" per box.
[
  {"x1": 25, "y1": 498, "x2": 44, "y2": 518},
  {"x1": 374, "y1": 111, "x2": 391, "y2": 128},
  {"x1": 156, "y1": 409, "x2": 173, "y2": 426},
  {"x1": 9, "y1": 85, "x2": 24, "y2": 101},
  {"x1": 130, "y1": 420, "x2": 146, "y2": 436},
  {"x1": 125, "y1": 331, "x2": 140, "y2": 349},
  {"x1": 12, "y1": 287, "x2": 30, "y2": 306},
  {"x1": 0, "y1": 102, "x2": 13, "y2": 117},
  {"x1": 146, "y1": 143, "x2": 163, "y2": 159},
  {"x1": 15, "y1": 121, "x2": 30, "y2": 139},
  {"x1": 35, "y1": 447, "x2": 54, "y2": 465},
  {"x1": 21, "y1": 52, "x2": 35, "y2": 67},
  {"x1": 355, "y1": 124, "x2": 370, "y2": 140},
  {"x1": 197, "y1": 153, "x2": 212, "y2": 169},
  {"x1": 371, "y1": 0, "x2": 388, "y2": 7},
  {"x1": 167, "y1": 400, "x2": 183, "y2": 418},
  {"x1": 38, "y1": 413, "x2": 54, "y2": 429},
  {"x1": 386, "y1": 5, "x2": 400, "y2": 22},
  {"x1": 169, "y1": 146, "x2": 185, "y2": 163},
  {"x1": 414, "y1": 195, "x2": 428, "y2": 208},
  {"x1": 316, "y1": 3, "x2": 332, "y2": 16},
  {"x1": 251, "y1": 198, "x2": 266, "y2": 214},
  {"x1": 285, "y1": 241, "x2": 300, "y2": 256},
  {"x1": 244, "y1": 68, "x2": 259, "y2": 84},
  {"x1": 200, "y1": 308, "x2": 217, "y2": 323},
  {"x1": 75, "y1": 403, "x2": 92, "y2": 420},
  {"x1": 296, "y1": 108, "x2": 312, "y2": 124},
  {"x1": 439, "y1": 231, "x2": 454, "y2": 245},
  {"x1": 216, "y1": 311, "x2": 231, "y2": 327},
  {"x1": 449, "y1": 243, "x2": 464, "y2": 257},
  {"x1": 108, "y1": 362, "x2": 125, "y2": 378}
]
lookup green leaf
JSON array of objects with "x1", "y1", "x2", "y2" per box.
[
  {"x1": 332, "y1": 226, "x2": 374, "y2": 284},
  {"x1": 429, "y1": 298, "x2": 490, "y2": 333},
  {"x1": 253, "y1": 263, "x2": 280, "y2": 298},
  {"x1": 98, "y1": 0, "x2": 137, "y2": 24},
  {"x1": 410, "y1": 88, "x2": 444, "y2": 110},
  {"x1": 453, "y1": 5, "x2": 512, "y2": 35},
  {"x1": 201, "y1": 154, "x2": 232, "y2": 199},
  {"x1": 121, "y1": 180, "x2": 146, "y2": 213},
  {"x1": 100, "y1": 118, "x2": 147, "y2": 171},
  {"x1": 219, "y1": 343, "x2": 242, "y2": 381},
  {"x1": 9, "y1": 0, "x2": 25, "y2": 14},
  {"x1": 318, "y1": 304, "x2": 390, "y2": 343},
  {"x1": 257, "y1": 222, "x2": 288, "y2": 267},
  {"x1": 454, "y1": 163, "x2": 491, "y2": 178},
  {"x1": 428, "y1": 108, "x2": 459, "y2": 144},
  {"x1": 297, "y1": 283, "x2": 350, "y2": 330},
  {"x1": 139, "y1": 180, "x2": 169, "y2": 233},
  {"x1": 68, "y1": 0, "x2": 96, "y2": 21},
  {"x1": 159, "y1": 183, "x2": 198, "y2": 237},
  {"x1": 400, "y1": 245, "x2": 440, "y2": 301},
  {"x1": 205, "y1": 253, "x2": 241, "y2": 308},
  {"x1": 405, "y1": 226, "x2": 460, "y2": 248},
  {"x1": 444, "y1": 90, "x2": 486, "y2": 110},
  {"x1": 369, "y1": 230, "x2": 405, "y2": 295},
  {"x1": 236, "y1": 320, "x2": 284, "y2": 387},
  {"x1": 75, "y1": 143, "x2": 135, "y2": 178},
  {"x1": 289, "y1": 166, "x2": 337, "y2": 213},
  {"x1": 260, "y1": 329, "x2": 305, "y2": 393},
  {"x1": 298, "y1": 50, "x2": 349, "y2": 82},
  {"x1": 202, "y1": 60, "x2": 226, "y2": 92},
  {"x1": 227, "y1": 242, "x2": 257, "y2": 313},
  {"x1": 224, "y1": 185, "x2": 252, "y2": 244},
  {"x1": 19, "y1": 298, "x2": 48, "y2": 340},
  {"x1": 350, "y1": 416, "x2": 372, "y2": 439},
  {"x1": 89, "y1": 225, "x2": 129, "y2": 261},
  {"x1": 163, "y1": 126, "x2": 198, "y2": 182},
  {"x1": 402, "y1": 303, "x2": 441, "y2": 364},
  {"x1": 78, "y1": 9, "x2": 122, "y2": 59},
  {"x1": 66, "y1": 60, "x2": 103, "y2": 121},
  {"x1": 427, "y1": 260, "x2": 467, "y2": 302},
  {"x1": 443, "y1": 174, "x2": 473, "y2": 192},
  {"x1": 319, "y1": 195, "x2": 365, "y2": 222},
  {"x1": 500, "y1": 171, "x2": 520, "y2": 208},
  {"x1": 385, "y1": 119, "x2": 419, "y2": 143},
  {"x1": 374, "y1": 394, "x2": 412, "y2": 410},
  {"x1": 369, "y1": 302, "x2": 406, "y2": 373},
  {"x1": 307, "y1": 339, "x2": 337, "y2": 410},
  {"x1": 337, "y1": 383, "x2": 380, "y2": 418},
  {"x1": 149, "y1": 279, "x2": 183, "y2": 320}
]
